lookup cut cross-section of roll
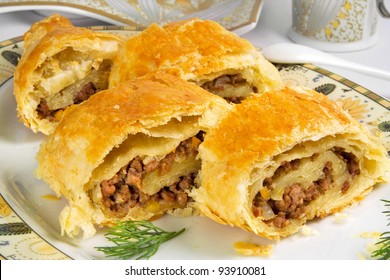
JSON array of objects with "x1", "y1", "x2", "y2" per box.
[
  {"x1": 108, "y1": 19, "x2": 282, "y2": 103},
  {"x1": 192, "y1": 86, "x2": 390, "y2": 240},
  {"x1": 36, "y1": 73, "x2": 231, "y2": 238},
  {"x1": 14, "y1": 14, "x2": 123, "y2": 135}
]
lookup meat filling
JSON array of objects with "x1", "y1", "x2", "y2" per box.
[
  {"x1": 252, "y1": 147, "x2": 360, "y2": 228},
  {"x1": 100, "y1": 132, "x2": 204, "y2": 217},
  {"x1": 37, "y1": 82, "x2": 97, "y2": 121},
  {"x1": 36, "y1": 59, "x2": 112, "y2": 121},
  {"x1": 200, "y1": 74, "x2": 258, "y2": 104}
]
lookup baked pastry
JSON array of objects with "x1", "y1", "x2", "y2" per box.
[
  {"x1": 14, "y1": 14, "x2": 123, "y2": 135},
  {"x1": 109, "y1": 19, "x2": 282, "y2": 103},
  {"x1": 36, "y1": 73, "x2": 231, "y2": 238},
  {"x1": 192, "y1": 86, "x2": 390, "y2": 240}
]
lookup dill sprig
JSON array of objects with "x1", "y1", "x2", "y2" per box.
[
  {"x1": 371, "y1": 199, "x2": 390, "y2": 260},
  {"x1": 96, "y1": 220, "x2": 185, "y2": 260}
]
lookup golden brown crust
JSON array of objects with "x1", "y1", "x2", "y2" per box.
[
  {"x1": 14, "y1": 14, "x2": 123, "y2": 135},
  {"x1": 36, "y1": 72, "x2": 231, "y2": 238},
  {"x1": 109, "y1": 19, "x2": 282, "y2": 96},
  {"x1": 38, "y1": 73, "x2": 229, "y2": 186},
  {"x1": 201, "y1": 87, "x2": 351, "y2": 163},
  {"x1": 192, "y1": 86, "x2": 390, "y2": 240}
]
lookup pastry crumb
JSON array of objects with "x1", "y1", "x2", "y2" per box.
[
  {"x1": 355, "y1": 231, "x2": 382, "y2": 259},
  {"x1": 356, "y1": 231, "x2": 381, "y2": 239},
  {"x1": 233, "y1": 241, "x2": 273, "y2": 257},
  {"x1": 357, "y1": 241, "x2": 382, "y2": 260},
  {"x1": 299, "y1": 225, "x2": 319, "y2": 236},
  {"x1": 42, "y1": 194, "x2": 60, "y2": 200}
]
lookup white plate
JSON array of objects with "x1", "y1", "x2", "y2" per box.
[
  {"x1": 0, "y1": 28, "x2": 390, "y2": 260},
  {"x1": 0, "y1": 0, "x2": 263, "y2": 36}
]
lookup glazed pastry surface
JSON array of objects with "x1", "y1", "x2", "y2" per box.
[
  {"x1": 14, "y1": 14, "x2": 123, "y2": 134},
  {"x1": 192, "y1": 86, "x2": 390, "y2": 239},
  {"x1": 109, "y1": 19, "x2": 282, "y2": 103},
  {"x1": 36, "y1": 72, "x2": 231, "y2": 238}
]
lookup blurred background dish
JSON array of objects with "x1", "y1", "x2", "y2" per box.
[{"x1": 0, "y1": 0, "x2": 264, "y2": 35}]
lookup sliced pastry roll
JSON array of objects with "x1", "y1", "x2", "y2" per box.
[
  {"x1": 109, "y1": 19, "x2": 282, "y2": 103},
  {"x1": 192, "y1": 87, "x2": 390, "y2": 240},
  {"x1": 14, "y1": 14, "x2": 123, "y2": 135},
  {"x1": 36, "y1": 73, "x2": 231, "y2": 238}
]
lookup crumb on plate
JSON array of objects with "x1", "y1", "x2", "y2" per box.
[
  {"x1": 42, "y1": 194, "x2": 60, "y2": 200},
  {"x1": 355, "y1": 232, "x2": 382, "y2": 260},
  {"x1": 299, "y1": 225, "x2": 319, "y2": 236},
  {"x1": 233, "y1": 241, "x2": 273, "y2": 257},
  {"x1": 356, "y1": 231, "x2": 381, "y2": 239}
]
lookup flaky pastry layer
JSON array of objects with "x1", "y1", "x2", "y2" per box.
[
  {"x1": 36, "y1": 72, "x2": 231, "y2": 238},
  {"x1": 14, "y1": 14, "x2": 123, "y2": 135},
  {"x1": 109, "y1": 19, "x2": 282, "y2": 102},
  {"x1": 192, "y1": 86, "x2": 390, "y2": 239}
]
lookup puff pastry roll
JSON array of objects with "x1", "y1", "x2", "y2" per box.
[
  {"x1": 109, "y1": 19, "x2": 282, "y2": 103},
  {"x1": 192, "y1": 87, "x2": 390, "y2": 240},
  {"x1": 14, "y1": 14, "x2": 123, "y2": 135},
  {"x1": 36, "y1": 73, "x2": 231, "y2": 238}
]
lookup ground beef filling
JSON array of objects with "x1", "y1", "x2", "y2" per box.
[
  {"x1": 37, "y1": 82, "x2": 98, "y2": 121},
  {"x1": 201, "y1": 74, "x2": 258, "y2": 104},
  {"x1": 37, "y1": 60, "x2": 112, "y2": 121},
  {"x1": 100, "y1": 133, "x2": 204, "y2": 217},
  {"x1": 252, "y1": 147, "x2": 360, "y2": 228}
]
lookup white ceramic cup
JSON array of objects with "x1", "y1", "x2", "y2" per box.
[{"x1": 288, "y1": 0, "x2": 390, "y2": 52}]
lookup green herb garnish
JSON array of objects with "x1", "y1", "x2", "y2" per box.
[
  {"x1": 371, "y1": 199, "x2": 390, "y2": 260},
  {"x1": 96, "y1": 220, "x2": 185, "y2": 260}
]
